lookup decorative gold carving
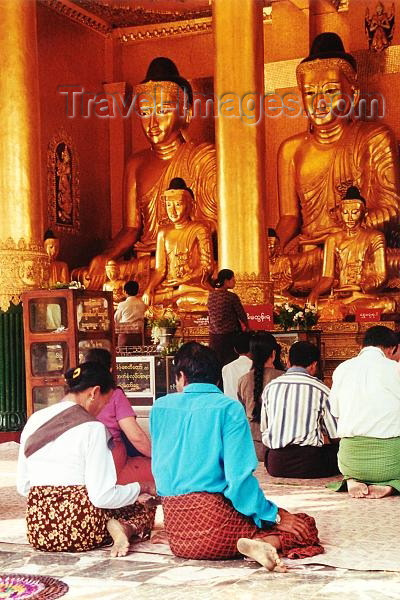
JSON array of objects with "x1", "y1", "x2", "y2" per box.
[
  {"x1": 324, "y1": 346, "x2": 360, "y2": 360},
  {"x1": 318, "y1": 322, "x2": 358, "y2": 333},
  {"x1": 72, "y1": 0, "x2": 212, "y2": 28},
  {"x1": 181, "y1": 326, "x2": 209, "y2": 338},
  {"x1": 0, "y1": 238, "x2": 49, "y2": 312},
  {"x1": 365, "y1": 2, "x2": 395, "y2": 52},
  {"x1": 328, "y1": 0, "x2": 349, "y2": 11},
  {"x1": 39, "y1": 0, "x2": 111, "y2": 36},
  {"x1": 135, "y1": 81, "x2": 187, "y2": 106},
  {"x1": 234, "y1": 273, "x2": 274, "y2": 305},
  {"x1": 115, "y1": 17, "x2": 212, "y2": 43},
  {"x1": 47, "y1": 130, "x2": 80, "y2": 235},
  {"x1": 359, "y1": 320, "x2": 395, "y2": 331},
  {"x1": 296, "y1": 58, "x2": 357, "y2": 86}
]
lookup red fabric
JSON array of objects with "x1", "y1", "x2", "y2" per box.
[
  {"x1": 112, "y1": 440, "x2": 154, "y2": 485},
  {"x1": 259, "y1": 512, "x2": 324, "y2": 559},
  {"x1": 162, "y1": 492, "x2": 323, "y2": 561}
]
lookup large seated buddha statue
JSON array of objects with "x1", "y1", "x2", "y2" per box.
[
  {"x1": 273, "y1": 32, "x2": 400, "y2": 296},
  {"x1": 77, "y1": 57, "x2": 216, "y2": 290},
  {"x1": 141, "y1": 178, "x2": 214, "y2": 311}
]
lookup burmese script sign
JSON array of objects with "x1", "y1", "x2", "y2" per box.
[
  {"x1": 355, "y1": 309, "x2": 382, "y2": 322},
  {"x1": 116, "y1": 356, "x2": 155, "y2": 400},
  {"x1": 244, "y1": 304, "x2": 274, "y2": 331}
]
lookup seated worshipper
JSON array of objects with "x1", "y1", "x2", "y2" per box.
[
  {"x1": 114, "y1": 280, "x2": 146, "y2": 347},
  {"x1": 86, "y1": 348, "x2": 153, "y2": 486},
  {"x1": 261, "y1": 341, "x2": 339, "y2": 478},
  {"x1": 329, "y1": 325, "x2": 400, "y2": 498},
  {"x1": 17, "y1": 362, "x2": 156, "y2": 556},
  {"x1": 238, "y1": 332, "x2": 285, "y2": 461},
  {"x1": 222, "y1": 332, "x2": 253, "y2": 399},
  {"x1": 150, "y1": 341, "x2": 323, "y2": 570}
]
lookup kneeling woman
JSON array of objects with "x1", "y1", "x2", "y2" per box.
[{"x1": 17, "y1": 362, "x2": 156, "y2": 556}]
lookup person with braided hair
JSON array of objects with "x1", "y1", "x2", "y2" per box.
[{"x1": 238, "y1": 333, "x2": 284, "y2": 461}]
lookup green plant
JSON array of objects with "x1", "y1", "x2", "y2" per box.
[{"x1": 274, "y1": 302, "x2": 318, "y2": 331}]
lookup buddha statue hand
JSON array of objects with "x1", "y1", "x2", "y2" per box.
[
  {"x1": 141, "y1": 288, "x2": 153, "y2": 306},
  {"x1": 86, "y1": 254, "x2": 113, "y2": 290}
]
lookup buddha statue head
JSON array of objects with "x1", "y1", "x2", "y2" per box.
[
  {"x1": 135, "y1": 57, "x2": 193, "y2": 146},
  {"x1": 296, "y1": 33, "x2": 360, "y2": 128},
  {"x1": 44, "y1": 229, "x2": 60, "y2": 261},
  {"x1": 105, "y1": 259, "x2": 120, "y2": 282},
  {"x1": 267, "y1": 228, "x2": 280, "y2": 261},
  {"x1": 163, "y1": 177, "x2": 195, "y2": 225},
  {"x1": 339, "y1": 186, "x2": 367, "y2": 231}
]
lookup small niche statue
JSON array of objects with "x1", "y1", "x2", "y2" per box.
[{"x1": 43, "y1": 229, "x2": 69, "y2": 287}]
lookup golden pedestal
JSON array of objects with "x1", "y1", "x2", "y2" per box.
[{"x1": 320, "y1": 321, "x2": 398, "y2": 386}]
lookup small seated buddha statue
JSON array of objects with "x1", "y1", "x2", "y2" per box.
[
  {"x1": 44, "y1": 230, "x2": 69, "y2": 287},
  {"x1": 102, "y1": 260, "x2": 126, "y2": 309},
  {"x1": 141, "y1": 178, "x2": 214, "y2": 311},
  {"x1": 309, "y1": 187, "x2": 396, "y2": 314}
]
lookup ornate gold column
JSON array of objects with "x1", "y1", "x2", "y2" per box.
[
  {"x1": 0, "y1": 0, "x2": 48, "y2": 312},
  {"x1": 213, "y1": 0, "x2": 272, "y2": 304}
]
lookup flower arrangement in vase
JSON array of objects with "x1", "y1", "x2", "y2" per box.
[
  {"x1": 274, "y1": 302, "x2": 318, "y2": 331},
  {"x1": 146, "y1": 307, "x2": 179, "y2": 348}
]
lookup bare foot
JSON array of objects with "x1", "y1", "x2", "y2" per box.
[
  {"x1": 367, "y1": 485, "x2": 394, "y2": 499},
  {"x1": 107, "y1": 518, "x2": 134, "y2": 558},
  {"x1": 150, "y1": 530, "x2": 169, "y2": 545},
  {"x1": 237, "y1": 538, "x2": 287, "y2": 572},
  {"x1": 347, "y1": 479, "x2": 369, "y2": 498}
]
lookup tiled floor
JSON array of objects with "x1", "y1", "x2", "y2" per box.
[{"x1": 2, "y1": 442, "x2": 400, "y2": 599}]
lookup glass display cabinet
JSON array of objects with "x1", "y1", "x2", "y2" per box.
[{"x1": 22, "y1": 289, "x2": 115, "y2": 415}]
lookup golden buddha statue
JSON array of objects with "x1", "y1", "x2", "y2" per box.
[
  {"x1": 81, "y1": 57, "x2": 217, "y2": 290},
  {"x1": 276, "y1": 32, "x2": 400, "y2": 287},
  {"x1": 44, "y1": 230, "x2": 69, "y2": 287},
  {"x1": 267, "y1": 228, "x2": 321, "y2": 297},
  {"x1": 309, "y1": 187, "x2": 395, "y2": 313},
  {"x1": 141, "y1": 178, "x2": 214, "y2": 311},
  {"x1": 102, "y1": 259, "x2": 126, "y2": 308}
]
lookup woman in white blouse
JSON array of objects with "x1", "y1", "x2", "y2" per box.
[{"x1": 17, "y1": 362, "x2": 155, "y2": 556}]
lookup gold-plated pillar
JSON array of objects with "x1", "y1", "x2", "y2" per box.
[
  {"x1": 0, "y1": 0, "x2": 48, "y2": 311},
  {"x1": 214, "y1": 0, "x2": 272, "y2": 303}
]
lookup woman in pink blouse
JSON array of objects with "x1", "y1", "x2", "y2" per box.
[{"x1": 86, "y1": 349, "x2": 153, "y2": 486}]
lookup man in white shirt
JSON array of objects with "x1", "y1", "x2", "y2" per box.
[
  {"x1": 330, "y1": 325, "x2": 400, "y2": 498},
  {"x1": 222, "y1": 332, "x2": 253, "y2": 399},
  {"x1": 114, "y1": 280, "x2": 146, "y2": 346}
]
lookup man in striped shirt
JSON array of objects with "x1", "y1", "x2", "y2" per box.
[{"x1": 260, "y1": 341, "x2": 339, "y2": 478}]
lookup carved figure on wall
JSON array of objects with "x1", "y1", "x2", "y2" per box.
[
  {"x1": 102, "y1": 259, "x2": 126, "y2": 308},
  {"x1": 56, "y1": 145, "x2": 73, "y2": 224},
  {"x1": 141, "y1": 178, "x2": 214, "y2": 311},
  {"x1": 275, "y1": 32, "x2": 400, "y2": 295},
  {"x1": 48, "y1": 131, "x2": 80, "y2": 235},
  {"x1": 309, "y1": 187, "x2": 395, "y2": 313},
  {"x1": 82, "y1": 57, "x2": 217, "y2": 290},
  {"x1": 365, "y1": 2, "x2": 395, "y2": 52},
  {"x1": 43, "y1": 229, "x2": 69, "y2": 287}
]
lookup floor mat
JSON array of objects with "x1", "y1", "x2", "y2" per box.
[{"x1": 2, "y1": 442, "x2": 400, "y2": 572}]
